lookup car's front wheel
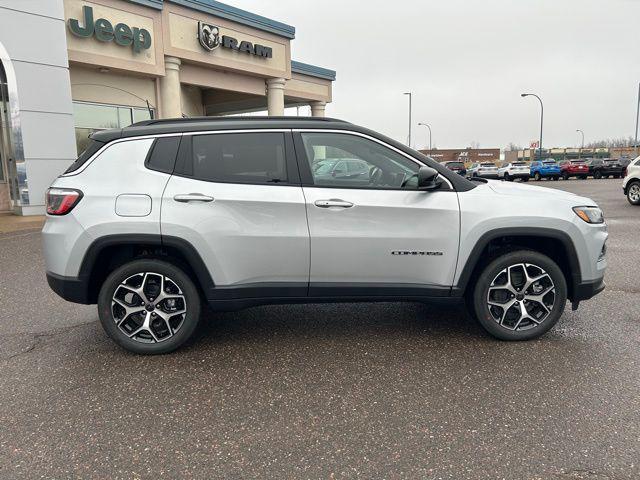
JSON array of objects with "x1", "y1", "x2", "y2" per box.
[
  {"x1": 562, "y1": 172, "x2": 569, "y2": 180},
  {"x1": 98, "y1": 259, "x2": 202, "y2": 354},
  {"x1": 471, "y1": 250, "x2": 567, "y2": 341},
  {"x1": 627, "y1": 181, "x2": 640, "y2": 205},
  {"x1": 534, "y1": 172, "x2": 541, "y2": 181},
  {"x1": 594, "y1": 170, "x2": 602, "y2": 179}
]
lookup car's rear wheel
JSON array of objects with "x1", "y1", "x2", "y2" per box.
[
  {"x1": 552, "y1": 176, "x2": 559, "y2": 181},
  {"x1": 471, "y1": 250, "x2": 567, "y2": 341},
  {"x1": 627, "y1": 181, "x2": 640, "y2": 205},
  {"x1": 522, "y1": 177, "x2": 529, "y2": 182},
  {"x1": 534, "y1": 172, "x2": 541, "y2": 181},
  {"x1": 594, "y1": 171, "x2": 602, "y2": 179},
  {"x1": 580, "y1": 175, "x2": 588, "y2": 180},
  {"x1": 562, "y1": 172, "x2": 569, "y2": 180},
  {"x1": 504, "y1": 173, "x2": 510, "y2": 181},
  {"x1": 98, "y1": 259, "x2": 202, "y2": 354}
]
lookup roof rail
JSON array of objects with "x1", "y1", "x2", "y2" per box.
[{"x1": 130, "y1": 116, "x2": 348, "y2": 128}]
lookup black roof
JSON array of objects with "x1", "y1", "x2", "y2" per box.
[{"x1": 91, "y1": 116, "x2": 352, "y2": 143}]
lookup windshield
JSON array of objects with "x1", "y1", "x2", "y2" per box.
[{"x1": 313, "y1": 159, "x2": 338, "y2": 174}]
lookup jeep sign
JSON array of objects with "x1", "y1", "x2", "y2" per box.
[{"x1": 68, "y1": 5, "x2": 151, "y2": 53}]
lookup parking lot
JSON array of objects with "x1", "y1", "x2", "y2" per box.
[{"x1": 0, "y1": 178, "x2": 638, "y2": 479}]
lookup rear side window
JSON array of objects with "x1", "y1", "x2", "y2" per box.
[
  {"x1": 64, "y1": 139, "x2": 104, "y2": 174},
  {"x1": 186, "y1": 132, "x2": 287, "y2": 184},
  {"x1": 145, "y1": 136, "x2": 181, "y2": 174}
]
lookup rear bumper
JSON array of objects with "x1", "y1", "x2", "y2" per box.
[
  {"x1": 572, "y1": 277, "x2": 605, "y2": 302},
  {"x1": 46, "y1": 272, "x2": 91, "y2": 304}
]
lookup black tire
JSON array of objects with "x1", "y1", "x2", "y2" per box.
[
  {"x1": 522, "y1": 177, "x2": 529, "y2": 182},
  {"x1": 98, "y1": 259, "x2": 202, "y2": 354},
  {"x1": 504, "y1": 173, "x2": 510, "y2": 182},
  {"x1": 471, "y1": 250, "x2": 567, "y2": 341},
  {"x1": 562, "y1": 172, "x2": 569, "y2": 180},
  {"x1": 534, "y1": 172, "x2": 541, "y2": 181},
  {"x1": 580, "y1": 175, "x2": 588, "y2": 180},
  {"x1": 603, "y1": 175, "x2": 609, "y2": 179},
  {"x1": 594, "y1": 171, "x2": 602, "y2": 179},
  {"x1": 627, "y1": 180, "x2": 640, "y2": 205},
  {"x1": 552, "y1": 176, "x2": 559, "y2": 181}
]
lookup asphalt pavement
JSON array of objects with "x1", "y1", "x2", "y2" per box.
[{"x1": 0, "y1": 178, "x2": 638, "y2": 479}]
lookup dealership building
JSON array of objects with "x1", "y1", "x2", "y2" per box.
[{"x1": 0, "y1": 0, "x2": 335, "y2": 215}]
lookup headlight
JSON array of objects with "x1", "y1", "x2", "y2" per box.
[{"x1": 573, "y1": 206, "x2": 604, "y2": 224}]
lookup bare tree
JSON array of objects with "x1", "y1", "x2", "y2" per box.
[
  {"x1": 505, "y1": 142, "x2": 521, "y2": 151},
  {"x1": 584, "y1": 136, "x2": 635, "y2": 148},
  {"x1": 469, "y1": 141, "x2": 480, "y2": 149}
]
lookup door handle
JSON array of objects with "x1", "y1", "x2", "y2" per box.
[
  {"x1": 314, "y1": 199, "x2": 354, "y2": 208},
  {"x1": 173, "y1": 193, "x2": 214, "y2": 203}
]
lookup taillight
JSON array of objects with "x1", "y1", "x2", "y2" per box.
[{"x1": 46, "y1": 188, "x2": 83, "y2": 215}]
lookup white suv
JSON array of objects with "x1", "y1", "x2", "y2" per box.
[
  {"x1": 43, "y1": 117, "x2": 607, "y2": 354},
  {"x1": 622, "y1": 155, "x2": 640, "y2": 205},
  {"x1": 498, "y1": 161, "x2": 530, "y2": 182}
]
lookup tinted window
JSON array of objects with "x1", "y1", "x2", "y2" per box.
[
  {"x1": 447, "y1": 162, "x2": 465, "y2": 168},
  {"x1": 64, "y1": 138, "x2": 104, "y2": 174},
  {"x1": 145, "y1": 137, "x2": 180, "y2": 174},
  {"x1": 189, "y1": 133, "x2": 287, "y2": 184},
  {"x1": 301, "y1": 132, "x2": 419, "y2": 189}
]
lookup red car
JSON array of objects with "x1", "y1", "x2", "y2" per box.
[{"x1": 559, "y1": 159, "x2": 589, "y2": 180}]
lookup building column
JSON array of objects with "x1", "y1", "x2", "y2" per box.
[
  {"x1": 310, "y1": 101, "x2": 326, "y2": 118},
  {"x1": 160, "y1": 56, "x2": 182, "y2": 118},
  {"x1": 266, "y1": 77, "x2": 286, "y2": 116}
]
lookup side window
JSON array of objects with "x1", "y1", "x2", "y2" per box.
[
  {"x1": 300, "y1": 132, "x2": 419, "y2": 189},
  {"x1": 145, "y1": 136, "x2": 181, "y2": 174},
  {"x1": 186, "y1": 132, "x2": 287, "y2": 184}
]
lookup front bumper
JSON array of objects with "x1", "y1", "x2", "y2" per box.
[{"x1": 572, "y1": 277, "x2": 605, "y2": 301}]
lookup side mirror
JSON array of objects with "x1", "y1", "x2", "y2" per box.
[{"x1": 417, "y1": 166, "x2": 442, "y2": 190}]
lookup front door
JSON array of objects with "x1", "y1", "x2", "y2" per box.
[
  {"x1": 161, "y1": 130, "x2": 309, "y2": 300},
  {"x1": 295, "y1": 131, "x2": 460, "y2": 297}
]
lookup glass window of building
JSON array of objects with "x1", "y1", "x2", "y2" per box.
[{"x1": 72, "y1": 102, "x2": 153, "y2": 153}]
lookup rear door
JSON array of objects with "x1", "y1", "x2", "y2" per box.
[
  {"x1": 294, "y1": 130, "x2": 460, "y2": 297},
  {"x1": 161, "y1": 130, "x2": 309, "y2": 299}
]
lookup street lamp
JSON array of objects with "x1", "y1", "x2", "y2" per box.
[
  {"x1": 634, "y1": 83, "x2": 640, "y2": 158},
  {"x1": 403, "y1": 92, "x2": 412, "y2": 147},
  {"x1": 576, "y1": 129, "x2": 584, "y2": 159},
  {"x1": 418, "y1": 122, "x2": 432, "y2": 151},
  {"x1": 521, "y1": 93, "x2": 544, "y2": 161}
]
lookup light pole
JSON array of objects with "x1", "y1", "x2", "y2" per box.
[
  {"x1": 576, "y1": 129, "x2": 584, "y2": 159},
  {"x1": 418, "y1": 122, "x2": 432, "y2": 152},
  {"x1": 634, "y1": 83, "x2": 640, "y2": 158},
  {"x1": 521, "y1": 93, "x2": 544, "y2": 161},
  {"x1": 403, "y1": 92, "x2": 412, "y2": 147}
]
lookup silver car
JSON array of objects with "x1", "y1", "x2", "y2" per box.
[{"x1": 43, "y1": 117, "x2": 607, "y2": 354}]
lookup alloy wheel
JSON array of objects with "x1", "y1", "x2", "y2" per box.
[
  {"x1": 629, "y1": 184, "x2": 640, "y2": 203},
  {"x1": 486, "y1": 263, "x2": 556, "y2": 331},
  {"x1": 111, "y1": 272, "x2": 187, "y2": 344}
]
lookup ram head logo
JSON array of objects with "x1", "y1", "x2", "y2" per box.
[{"x1": 198, "y1": 22, "x2": 220, "y2": 51}]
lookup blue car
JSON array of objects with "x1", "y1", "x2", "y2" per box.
[{"x1": 530, "y1": 160, "x2": 561, "y2": 181}]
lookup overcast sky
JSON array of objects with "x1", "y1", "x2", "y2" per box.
[{"x1": 229, "y1": 0, "x2": 640, "y2": 150}]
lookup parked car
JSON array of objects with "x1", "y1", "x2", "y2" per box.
[
  {"x1": 586, "y1": 158, "x2": 625, "y2": 179},
  {"x1": 43, "y1": 116, "x2": 607, "y2": 354},
  {"x1": 560, "y1": 159, "x2": 589, "y2": 180},
  {"x1": 467, "y1": 162, "x2": 499, "y2": 179},
  {"x1": 442, "y1": 161, "x2": 467, "y2": 176},
  {"x1": 530, "y1": 160, "x2": 561, "y2": 181},
  {"x1": 622, "y1": 155, "x2": 640, "y2": 205},
  {"x1": 498, "y1": 161, "x2": 530, "y2": 182},
  {"x1": 313, "y1": 157, "x2": 370, "y2": 185}
]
